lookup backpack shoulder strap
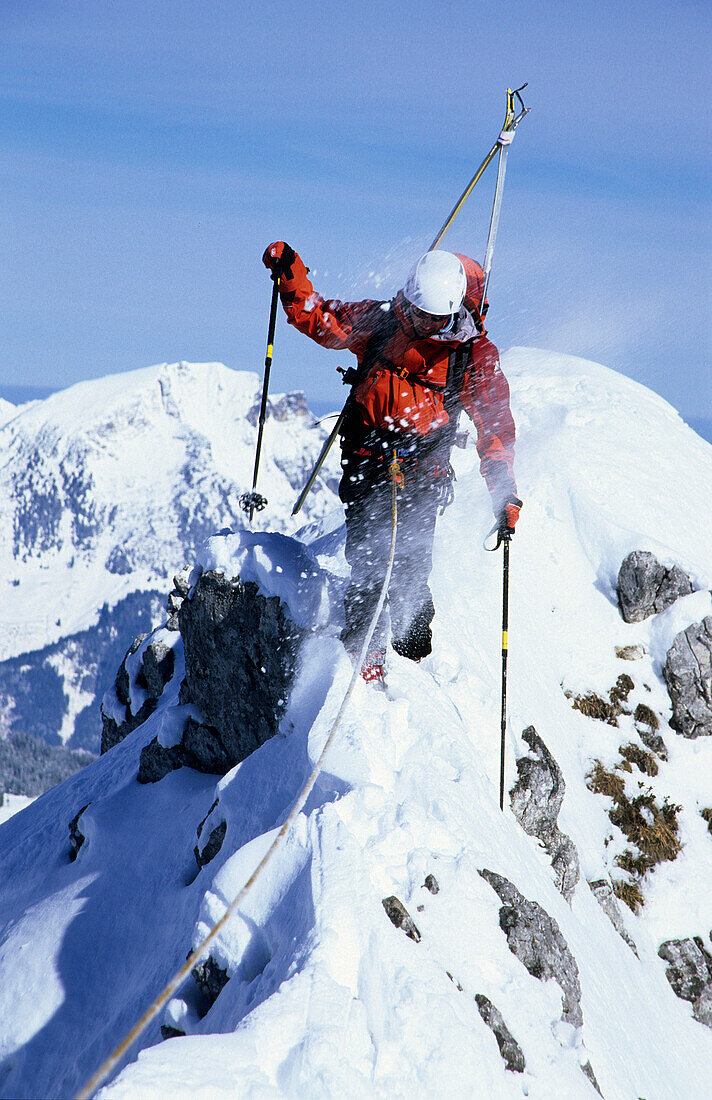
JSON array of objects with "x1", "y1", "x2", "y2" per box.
[
  {"x1": 444, "y1": 341, "x2": 472, "y2": 415},
  {"x1": 360, "y1": 304, "x2": 399, "y2": 373}
]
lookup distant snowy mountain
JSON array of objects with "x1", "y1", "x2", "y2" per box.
[
  {"x1": 0, "y1": 396, "x2": 16, "y2": 427},
  {"x1": 2, "y1": 348, "x2": 712, "y2": 1099},
  {"x1": 0, "y1": 361, "x2": 341, "y2": 753}
]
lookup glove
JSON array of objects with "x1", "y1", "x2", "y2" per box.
[
  {"x1": 262, "y1": 241, "x2": 297, "y2": 281},
  {"x1": 497, "y1": 494, "x2": 522, "y2": 541}
]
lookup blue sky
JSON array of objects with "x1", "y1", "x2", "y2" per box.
[{"x1": 2, "y1": 0, "x2": 710, "y2": 418}]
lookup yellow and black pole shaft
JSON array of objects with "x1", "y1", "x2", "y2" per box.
[
  {"x1": 499, "y1": 537, "x2": 510, "y2": 811},
  {"x1": 241, "y1": 275, "x2": 281, "y2": 521}
]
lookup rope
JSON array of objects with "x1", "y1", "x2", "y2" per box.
[{"x1": 74, "y1": 462, "x2": 400, "y2": 1100}]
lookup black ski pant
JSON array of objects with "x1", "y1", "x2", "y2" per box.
[{"x1": 339, "y1": 438, "x2": 452, "y2": 662}]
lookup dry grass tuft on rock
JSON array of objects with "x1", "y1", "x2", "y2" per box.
[
  {"x1": 570, "y1": 674, "x2": 636, "y2": 728},
  {"x1": 587, "y1": 760, "x2": 626, "y2": 802},
  {"x1": 619, "y1": 742, "x2": 659, "y2": 777},
  {"x1": 573, "y1": 692, "x2": 618, "y2": 724},
  {"x1": 612, "y1": 878, "x2": 646, "y2": 914},
  {"x1": 609, "y1": 673, "x2": 634, "y2": 707},
  {"x1": 586, "y1": 754, "x2": 682, "y2": 911},
  {"x1": 634, "y1": 703, "x2": 659, "y2": 730}
]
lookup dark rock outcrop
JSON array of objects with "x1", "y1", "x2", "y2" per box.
[
  {"x1": 588, "y1": 878, "x2": 638, "y2": 955},
  {"x1": 178, "y1": 572, "x2": 302, "y2": 768},
  {"x1": 617, "y1": 551, "x2": 694, "y2": 623},
  {"x1": 662, "y1": 617, "x2": 712, "y2": 738},
  {"x1": 166, "y1": 569, "x2": 191, "y2": 631},
  {"x1": 140, "y1": 640, "x2": 175, "y2": 700},
  {"x1": 136, "y1": 738, "x2": 185, "y2": 783},
  {"x1": 192, "y1": 956, "x2": 230, "y2": 1015},
  {"x1": 658, "y1": 936, "x2": 712, "y2": 1028},
  {"x1": 138, "y1": 572, "x2": 304, "y2": 781},
  {"x1": 480, "y1": 869, "x2": 583, "y2": 1027},
  {"x1": 382, "y1": 896, "x2": 421, "y2": 942},
  {"x1": 68, "y1": 803, "x2": 90, "y2": 862},
  {"x1": 581, "y1": 1060, "x2": 603, "y2": 1095},
  {"x1": 101, "y1": 630, "x2": 176, "y2": 754},
  {"x1": 160, "y1": 1024, "x2": 186, "y2": 1040},
  {"x1": 509, "y1": 726, "x2": 580, "y2": 902},
  {"x1": 194, "y1": 800, "x2": 227, "y2": 869},
  {"x1": 474, "y1": 994, "x2": 525, "y2": 1073},
  {"x1": 633, "y1": 703, "x2": 668, "y2": 759},
  {"x1": 137, "y1": 718, "x2": 235, "y2": 783}
]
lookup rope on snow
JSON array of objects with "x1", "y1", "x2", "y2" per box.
[{"x1": 74, "y1": 460, "x2": 401, "y2": 1100}]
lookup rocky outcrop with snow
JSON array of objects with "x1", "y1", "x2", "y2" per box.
[
  {"x1": 663, "y1": 617, "x2": 712, "y2": 737},
  {"x1": 617, "y1": 549, "x2": 695, "y2": 622},
  {"x1": 0, "y1": 361, "x2": 341, "y2": 753},
  {"x1": 1, "y1": 349, "x2": 712, "y2": 1099}
]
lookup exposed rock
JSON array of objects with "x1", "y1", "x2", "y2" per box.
[
  {"x1": 617, "y1": 551, "x2": 694, "y2": 623},
  {"x1": 102, "y1": 631, "x2": 174, "y2": 753},
  {"x1": 588, "y1": 878, "x2": 638, "y2": 955},
  {"x1": 167, "y1": 592, "x2": 183, "y2": 614},
  {"x1": 101, "y1": 701, "x2": 153, "y2": 755},
  {"x1": 474, "y1": 994, "x2": 525, "y2": 1073},
  {"x1": 137, "y1": 738, "x2": 185, "y2": 784},
  {"x1": 115, "y1": 634, "x2": 148, "y2": 709},
  {"x1": 68, "y1": 803, "x2": 90, "y2": 862},
  {"x1": 273, "y1": 391, "x2": 310, "y2": 420},
  {"x1": 479, "y1": 869, "x2": 583, "y2": 1027},
  {"x1": 658, "y1": 937, "x2": 712, "y2": 1028},
  {"x1": 581, "y1": 1060, "x2": 603, "y2": 1095},
  {"x1": 192, "y1": 956, "x2": 230, "y2": 1015},
  {"x1": 173, "y1": 570, "x2": 191, "y2": 597},
  {"x1": 424, "y1": 873, "x2": 440, "y2": 895},
  {"x1": 633, "y1": 703, "x2": 668, "y2": 758},
  {"x1": 615, "y1": 644, "x2": 645, "y2": 661},
  {"x1": 246, "y1": 391, "x2": 310, "y2": 427},
  {"x1": 160, "y1": 1025, "x2": 186, "y2": 1040},
  {"x1": 382, "y1": 896, "x2": 421, "y2": 942},
  {"x1": 177, "y1": 572, "x2": 303, "y2": 772},
  {"x1": 194, "y1": 815, "x2": 227, "y2": 869},
  {"x1": 509, "y1": 726, "x2": 580, "y2": 902},
  {"x1": 166, "y1": 612, "x2": 180, "y2": 631},
  {"x1": 139, "y1": 640, "x2": 175, "y2": 700},
  {"x1": 662, "y1": 617, "x2": 712, "y2": 738},
  {"x1": 181, "y1": 718, "x2": 233, "y2": 774}
]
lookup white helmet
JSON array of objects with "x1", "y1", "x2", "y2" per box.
[{"x1": 403, "y1": 250, "x2": 467, "y2": 315}]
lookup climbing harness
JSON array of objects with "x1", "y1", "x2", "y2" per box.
[
  {"x1": 73, "y1": 454, "x2": 401, "y2": 1100},
  {"x1": 240, "y1": 275, "x2": 281, "y2": 521}
]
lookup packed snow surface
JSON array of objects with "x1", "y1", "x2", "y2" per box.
[{"x1": 1, "y1": 348, "x2": 712, "y2": 1098}]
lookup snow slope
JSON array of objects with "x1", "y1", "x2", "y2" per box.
[{"x1": 1, "y1": 348, "x2": 712, "y2": 1098}]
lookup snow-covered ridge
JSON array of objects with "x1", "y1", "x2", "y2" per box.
[{"x1": 1, "y1": 348, "x2": 712, "y2": 1098}]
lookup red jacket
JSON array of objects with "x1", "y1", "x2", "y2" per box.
[{"x1": 277, "y1": 250, "x2": 517, "y2": 508}]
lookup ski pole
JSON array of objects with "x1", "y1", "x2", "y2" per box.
[
  {"x1": 499, "y1": 537, "x2": 510, "y2": 811},
  {"x1": 292, "y1": 87, "x2": 529, "y2": 516},
  {"x1": 480, "y1": 86, "x2": 530, "y2": 312},
  {"x1": 430, "y1": 84, "x2": 529, "y2": 253},
  {"x1": 240, "y1": 276, "x2": 280, "y2": 521}
]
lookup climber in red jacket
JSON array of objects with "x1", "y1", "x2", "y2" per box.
[{"x1": 263, "y1": 242, "x2": 521, "y2": 681}]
